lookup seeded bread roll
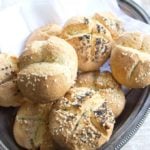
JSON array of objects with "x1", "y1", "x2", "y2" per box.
[
  {"x1": 110, "y1": 32, "x2": 150, "y2": 88},
  {"x1": 25, "y1": 24, "x2": 62, "y2": 47},
  {"x1": 17, "y1": 36, "x2": 78, "y2": 103},
  {"x1": 0, "y1": 53, "x2": 23, "y2": 107},
  {"x1": 93, "y1": 12, "x2": 124, "y2": 39},
  {"x1": 49, "y1": 87, "x2": 115, "y2": 150},
  {"x1": 0, "y1": 53, "x2": 18, "y2": 83},
  {"x1": 13, "y1": 102, "x2": 53, "y2": 149},
  {"x1": 0, "y1": 79, "x2": 24, "y2": 107},
  {"x1": 61, "y1": 16, "x2": 113, "y2": 72},
  {"x1": 76, "y1": 71, "x2": 125, "y2": 117}
]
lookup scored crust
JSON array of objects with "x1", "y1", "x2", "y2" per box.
[
  {"x1": 17, "y1": 36, "x2": 78, "y2": 103},
  {"x1": 49, "y1": 87, "x2": 115, "y2": 150},
  {"x1": 93, "y1": 12, "x2": 124, "y2": 39},
  {"x1": 110, "y1": 32, "x2": 150, "y2": 88},
  {"x1": 25, "y1": 24, "x2": 62, "y2": 47},
  {"x1": 76, "y1": 71, "x2": 126, "y2": 118},
  {"x1": 13, "y1": 102, "x2": 53, "y2": 149},
  {"x1": 61, "y1": 16, "x2": 113, "y2": 72}
]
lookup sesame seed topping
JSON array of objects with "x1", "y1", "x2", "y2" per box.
[{"x1": 84, "y1": 17, "x2": 89, "y2": 24}]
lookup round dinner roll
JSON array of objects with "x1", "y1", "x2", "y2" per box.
[
  {"x1": 13, "y1": 102, "x2": 53, "y2": 149},
  {"x1": 49, "y1": 87, "x2": 115, "y2": 150},
  {"x1": 0, "y1": 53, "x2": 23, "y2": 107},
  {"x1": 76, "y1": 71, "x2": 126, "y2": 117},
  {"x1": 61, "y1": 16, "x2": 113, "y2": 72},
  {"x1": 110, "y1": 32, "x2": 150, "y2": 88},
  {"x1": 93, "y1": 12, "x2": 124, "y2": 39},
  {"x1": 17, "y1": 36, "x2": 78, "y2": 103},
  {"x1": 25, "y1": 24, "x2": 62, "y2": 47}
]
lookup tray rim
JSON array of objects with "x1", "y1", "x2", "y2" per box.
[
  {"x1": 118, "y1": 0, "x2": 150, "y2": 24},
  {"x1": 0, "y1": 0, "x2": 150, "y2": 150},
  {"x1": 101, "y1": 87, "x2": 150, "y2": 150},
  {"x1": 102, "y1": 0, "x2": 150, "y2": 149}
]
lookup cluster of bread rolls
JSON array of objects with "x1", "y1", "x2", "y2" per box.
[{"x1": 0, "y1": 12, "x2": 150, "y2": 150}]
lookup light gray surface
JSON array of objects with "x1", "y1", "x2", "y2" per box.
[
  {"x1": 0, "y1": 0, "x2": 150, "y2": 150},
  {"x1": 122, "y1": 1, "x2": 150, "y2": 149},
  {"x1": 122, "y1": 114, "x2": 150, "y2": 150}
]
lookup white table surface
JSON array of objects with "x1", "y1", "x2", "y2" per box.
[{"x1": 0, "y1": 0, "x2": 150, "y2": 150}]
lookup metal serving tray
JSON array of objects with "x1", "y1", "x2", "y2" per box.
[{"x1": 0, "y1": 0, "x2": 150, "y2": 149}]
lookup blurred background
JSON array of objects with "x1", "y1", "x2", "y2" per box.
[
  {"x1": 0, "y1": 0, "x2": 150, "y2": 16},
  {"x1": 134, "y1": 0, "x2": 150, "y2": 15},
  {"x1": 0, "y1": 0, "x2": 149, "y2": 16}
]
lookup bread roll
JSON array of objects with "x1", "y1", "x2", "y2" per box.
[
  {"x1": 0, "y1": 53, "x2": 23, "y2": 107},
  {"x1": 61, "y1": 16, "x2": 113, "y2": 71},
  {"x1": 0, "y1": 79, "x2": 24, "y2": 107},
  {"x1": 76, "y1": 71, "x2": 119, "y2": 89},
  {"x1": 17, "y1": 36, "x2": 78, "y2": 103},
  {"x1": 13, "y1": 102, "x2": 53, "y2": 149},
  {"x1": 40, "y1": 129, "x2": 56, "y2": 150},
  {"x1": 49, "y1": 87, "x2": 115, "y2": 150},
  {"x1": 76, "y1": 71, "x2": 125, "y2": 117},
  {"x1": 25, "y1": 24, "x2": 62, "y2": 47},
  {"x1": 113, "y1": 32, "x2": 143, "y2": 49},
  {"x1": 110, "y1": 32, "x2": 150, "y2": 88},
  {"x1": 93, "y1": 12, "x2": 124, "y2": 39},
  {"x1": 99, "y1": 88, "x2": 125, "y2": 118},
  {"x1": 0, "y1": 53, "x2": 18, "y2": 83}
]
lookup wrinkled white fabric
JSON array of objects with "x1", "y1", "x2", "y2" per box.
[{"x1": 0, "y1": 0, "x2": 150, "y2": 56}]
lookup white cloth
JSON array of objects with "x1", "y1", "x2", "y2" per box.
[
  {"x1": 0, "y1": 0, "x2": 150, "y2": 56},
  {"x1": 0, "y1": 0, "x2": 150, "y2": 150}
]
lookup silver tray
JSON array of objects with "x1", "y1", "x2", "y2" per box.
[{"x1": 0, "y1": 0, "x2": 150, "y2": 149}]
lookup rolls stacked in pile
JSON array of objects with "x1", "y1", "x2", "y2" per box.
[{"x1": 0, "y1": 12, "x2": 150, "y2": 150}]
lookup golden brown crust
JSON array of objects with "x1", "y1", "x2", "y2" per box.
[
  {"x1": 13, "y1": 102, "x2": 53, "y2": 149},
  {"x1": 25, "y1": 24, "x2": 62, "y2": 47},
  {"x1": 110, "y1": 32, "x2": 150, "y2": 88},
  {"x1": 17, "y1": 36, "x2": 78, "y2": 103},
  {"x1": 76, "y1": 71, "x2": 125, "y2": 117},
  {"x1": 114, "y1": 32, "x2": 143, "y2": 49},
  {"x1": 49, "y1": 87, "x2": 115, "y2": 150},
  {"x1": 40, "y1": 129, "x2": 56, "y2": 150},
  {"x1": 61, "y1": 16, "x2": 113, "y2": 72},
  {"x1": 0, "y1": 53, "x2": 18, "y2": 84},
  {"x1": 61, "y1": 16, "x2": 92, "y2": 39},
  {"x1": 93, "y1": 12, "x2": 124, "y2": 39},
  {"x1": 0, "y1": 53, "x2": 24, "y2": 107},
  {"x1": 0, "y1": 79, "x2": 24, "y2": 107},
  {"x1": 99, "y1": 88, "x2": 125, "y2": 117},
  {"x1": 76, "y1": 71, "x2": 119, "y2": 89}
]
